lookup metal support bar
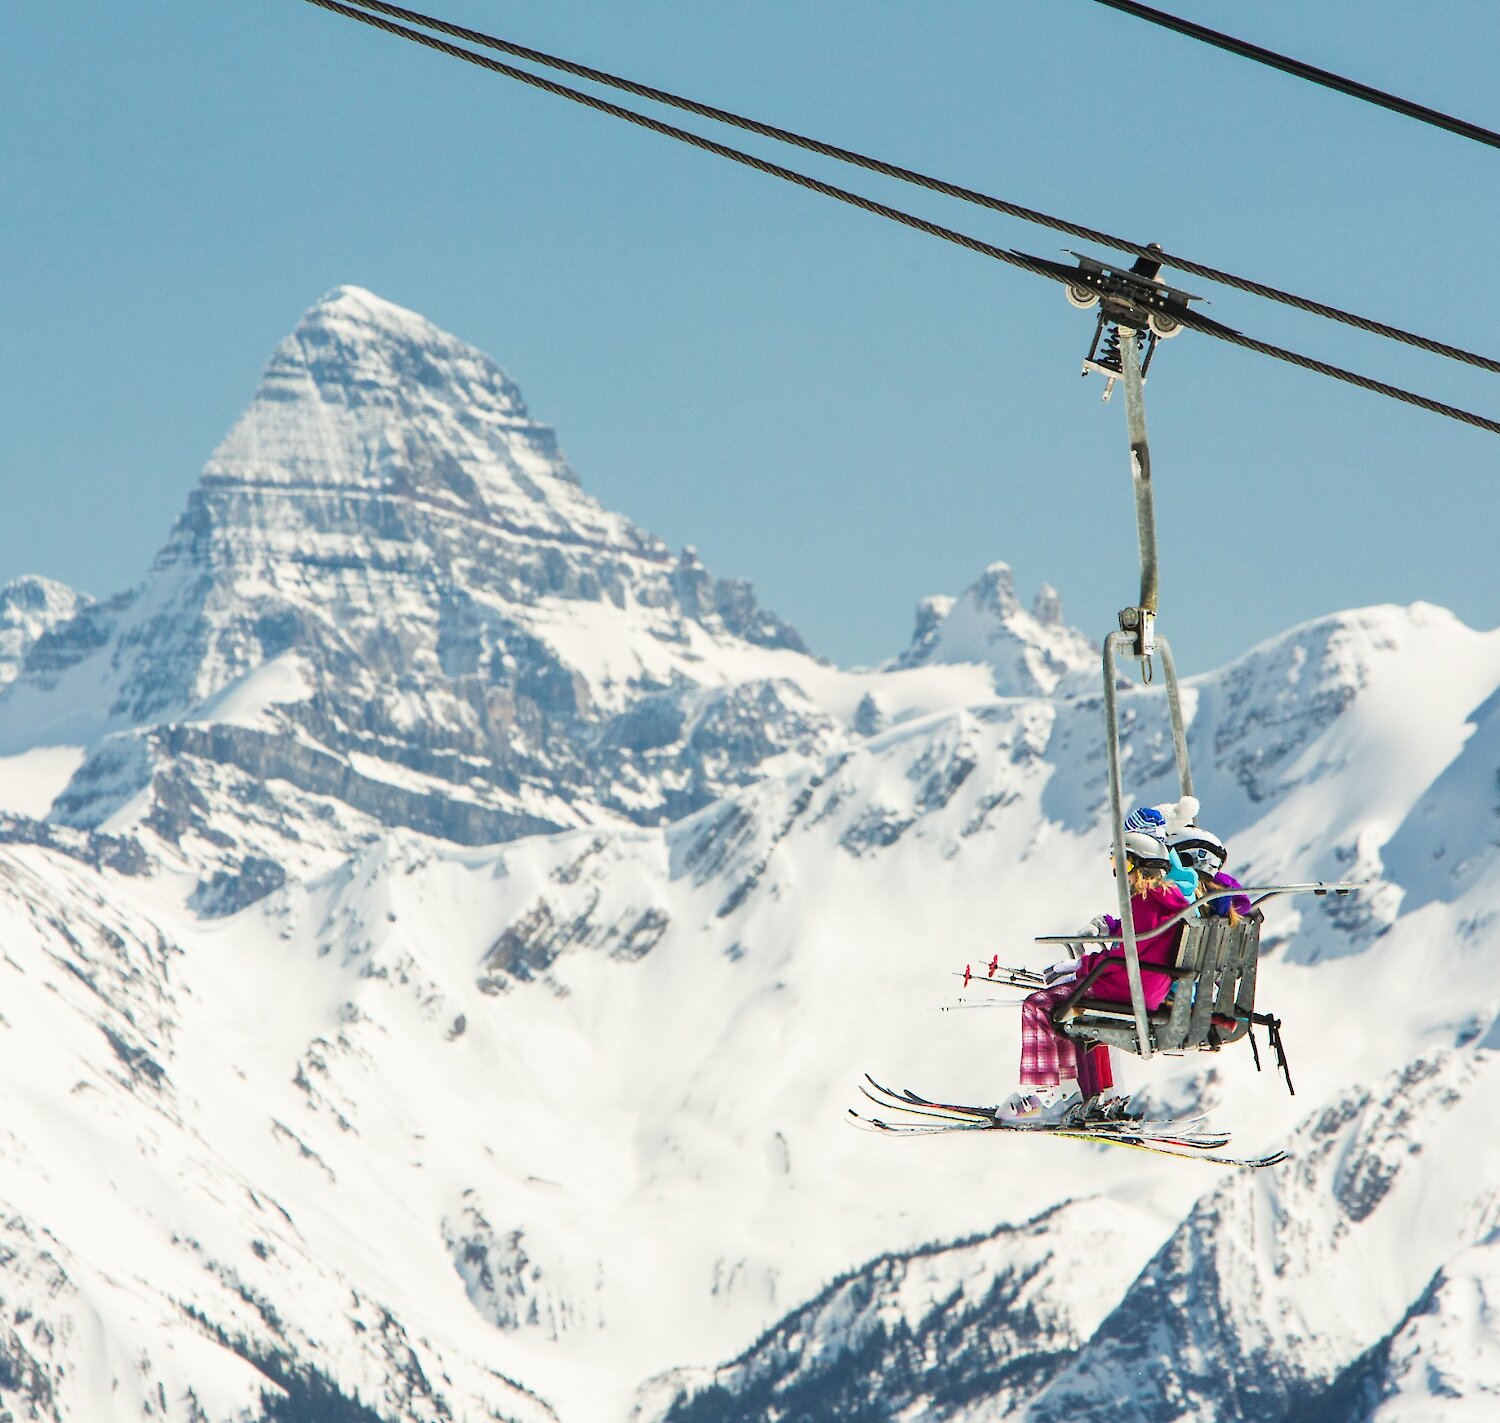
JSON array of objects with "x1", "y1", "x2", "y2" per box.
[
  {"x1": 1103, "y1": 630, "x2": 1153, "y2": 1057},
  {"x1": 1120, "y1": 324, "x2": 1159, "y2": 620},
  {"x1": 1033, "y1": 880, "x2": 1362, "y2": 945},
  {"x1": 1156, "y1": 635, "x2": 1194, "y2": 801}
]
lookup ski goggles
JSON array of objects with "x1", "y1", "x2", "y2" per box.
[{"x1": 1174, "y1": 843, "x2": 1224, "y2": 871}]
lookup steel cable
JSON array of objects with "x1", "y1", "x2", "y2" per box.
[
  {"x1": 298, "y1": 0, "x2": 1070, "y2": 286},
  {"x1": 301, "y1": 0, "x2": 1500, "y2": 436},
  {"x1": 1084, "y1": 0, "x2": 1500, "y2": 153},
  {"x1": 330, "y1": 0, "x2": 1500, "y2": 379}
]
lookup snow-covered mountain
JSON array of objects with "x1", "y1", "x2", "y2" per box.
[
  {"x1": 653, "y1": 1050, "x2": 1500, "y2": 1423},
  {"x1": 0, "y1": 575, "x2": 90, "y2": 686},
  {"x1": 895, "y1": 562, "x2": 1094, "y2": 696},
  {"x1": 0, "y1": 288, "x2": 1052, "y2": 904},
  {"x1": 0, "y1": 289, "x2": 1497, "y2": 1422}
]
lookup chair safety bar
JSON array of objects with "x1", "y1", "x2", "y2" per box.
[{"x1": 1033, "y1": 881, "x2": 1361, "y2": 947}]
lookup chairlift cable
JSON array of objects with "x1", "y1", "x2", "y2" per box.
[
  {"x1": 300, "y1": 0, "x2": 1500, "y2": 437},
  {"x1": 300, "y1": 0, "x2": 1055, "y2": 284},
  {"x1": 328, "y1": 0, "x2": 1500, "y2": 380},
  {"x1": 1162, "y1": 307, "x2": 1500, "y2": 436},
  {"x1": 1083, "y1": 0, "x2": 1500, "y2": 153}
]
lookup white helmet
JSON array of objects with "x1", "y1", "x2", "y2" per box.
[
  {"x1": 1121, "y1": 830, "x2": 1170, "y2": 871},
  {"x1": 1167, "y1": 825, "x2": 1227, "y2": 873}
]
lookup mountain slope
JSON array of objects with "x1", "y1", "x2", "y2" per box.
[
  {"x1": 5, "y1": 593, "x2": 1499, "y2": 1422},
  {"x1": 645, "y1": 1197, "x2": 1162, "y2": 1423},
  {"x1": 0, "y1": 575, "x2": 89, "y2": 687},
  {"x1": 1022, "y1": 1052, "x2": 1500, "y2": 1423},
  {"x1": 651, "y1": 1053, "x2": 1500, "y2": 1423}
]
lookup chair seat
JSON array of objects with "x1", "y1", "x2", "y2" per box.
[{"x1": 1057, "y1": 916, "x2": 1262, "y2": 1057}]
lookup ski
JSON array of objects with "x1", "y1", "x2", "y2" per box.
[
  {"x1": 847, "y1": 1108, "x2": 1287, "y2": 1168},
  {"x1": 848, "y1": 1109, "x2": 992, "y2": 1136},
  {"x1": 870, "y1": 1074, "x2": 1209, "y2": 1134},
  {"x1": 861, "y1": 1075, "x2": 1228, "y2": 1148},
  {"x1": 854, "y1": 1080, "x2": 1225, "y2": 1147}
]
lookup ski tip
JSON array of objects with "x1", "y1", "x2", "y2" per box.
[{"x1": 1194, "y1": 1146, "x2": 1291, "y2": 1169}]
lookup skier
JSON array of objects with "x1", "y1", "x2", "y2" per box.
[
  {"x1": 1164, "y1": 804, "x2": 1256, "y2": 924},
  {"x1": 1061, "y1": 805, "x2": 1191, "y2": 1111},
  {"x1": 998, "y1": 830, "x2": 1190, "y2": 1125},
  {"x1": 1125, "y1": 803, "x2": 1199, "y2": 904}
]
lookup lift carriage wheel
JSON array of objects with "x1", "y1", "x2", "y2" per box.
[
  {"x1": 1066, "y1": 283, "x2": 1100, "y2": 310},
  {"x1": 1147, "y1": 311, "x2": 1183, "y2": 339}
]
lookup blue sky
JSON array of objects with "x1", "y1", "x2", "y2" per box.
[{"x1": 5, "y1": 1, "x2": 1498, "y2": 672}]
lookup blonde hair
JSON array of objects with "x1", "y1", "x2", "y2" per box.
[{"x1": 1128, "y1": 863, "x2": 1166, "y2": 897}]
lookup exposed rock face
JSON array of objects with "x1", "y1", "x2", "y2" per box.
[
  {"x1": 0, "y1": 576, "x2": 91, "y2": 686},
  {"x1": 896, "y1": 562, "x2": 1094, "y2": 695},
  {"x1": 0, "y1": 289, "x2": 824, "y2": 890},
  {"x1": 443, "y1": 1199, "x2": 587, "y2": 1341}
]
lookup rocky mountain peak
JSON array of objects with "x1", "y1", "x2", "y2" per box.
[
  {"x1": 287, "y1": 284, "x2": 533, "y2": 425},
  {"x1": 896, "y1": 561, "x2": 1095, "y2": 696},
  {"x1": 203, "y1": 284, "x2": 581, "y2": 517},
  {"x1": 0, "y1": 289, "x2": 817, "y2": 887},
  {"x1": 0, "y1": 576, "x2": 91, "y2": 686}
]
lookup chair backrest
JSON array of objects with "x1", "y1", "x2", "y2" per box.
[{"x1": 1173, "y1": 915, "x2": 1260, "y2": 1050}]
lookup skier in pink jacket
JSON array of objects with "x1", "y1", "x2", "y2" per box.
[
  {"x1": 1080, "y1": 874, "x2": 1191, "y2": 1011},
  {"x1": 998, "y1": 830, "x2": 1189, "y2": 1125}
]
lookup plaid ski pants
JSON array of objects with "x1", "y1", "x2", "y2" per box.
[{"x1": 1019, "y1": 985, "x2": 1112, "y2": 1093}]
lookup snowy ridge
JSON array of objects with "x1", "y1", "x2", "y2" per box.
[
  {"x1": 896, "y1": 562, "x2": 1095, "y2": 695},
  {"x1": 1316, "y1": 1231, "x2": 1500, "y2": 1422},
  {"x1": 1021, "y1": 1052, "x2": 1500, "y2": 1423},
  {"x1": 640, "y1": 1197, "x2": 1161, "y2": 1423}
]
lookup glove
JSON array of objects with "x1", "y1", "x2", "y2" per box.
[
  {"x1": 1044, "y1": 957, "x2": 1083, "y2": 985},
  {"x1": 1065, "y1": 915, "x2": 1112, "y2": 954}
]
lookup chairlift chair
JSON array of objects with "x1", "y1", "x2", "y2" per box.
[{"x1": 1046, "y1": 260, "x2": 1360, "y2": 1078}]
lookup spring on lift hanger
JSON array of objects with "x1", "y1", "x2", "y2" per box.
[{"x1": 1065, "y1": 243, "x2": 1192, "y2": 400}]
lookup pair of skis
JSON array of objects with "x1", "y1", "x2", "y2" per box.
[{"x1": 851, "y1": 1076, "x2": 1287, "y2": 1169}]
